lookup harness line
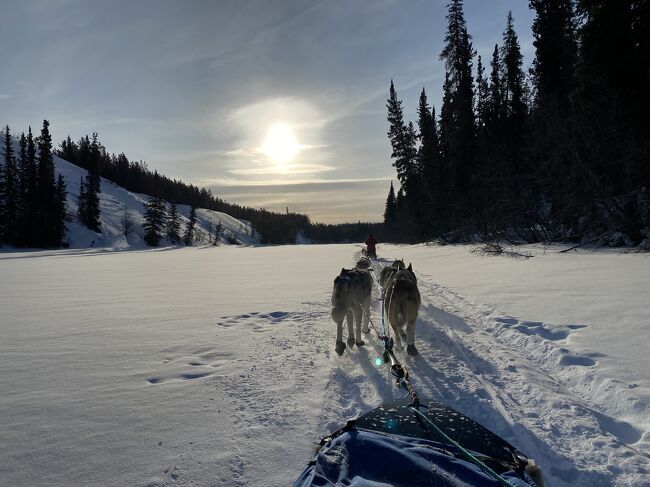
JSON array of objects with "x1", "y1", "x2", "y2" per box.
[{"x1": 354, "y1": 255, "x2": 523, "y2": 487}]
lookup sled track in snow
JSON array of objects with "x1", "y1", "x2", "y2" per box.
[{"x1": 319, "y1": 250, "x2": 649, "y2": 487}]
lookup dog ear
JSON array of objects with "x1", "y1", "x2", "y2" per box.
[
  {"x1": 408, "y1": 263, "x2": 412, "y2": 271},
  {"x1": 341, "y1": 267, "x2": 346, "y2": 274}
]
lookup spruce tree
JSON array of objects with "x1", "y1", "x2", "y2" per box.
[
  {"x1": 142, "y1": 196, "x2": 166, "y2": 246},
  {"x1": 0, "y1": 129, "x2": 6, "y2": 243},
  {"x1": 440, "y1": 0, "x2": 476, "y2": 196},
  {"x1": 501, "y1": 12, "x2": 527, "y2": 127},
  {"x1": 58, "y1": 136, "x2": 78, "y2": 164},
  {"x1": 528, "y1": 0, "x2": 580, "y2": 234},
  {"x1": 83, "y1": 133, "x2": 101, "y2": 231},
  {"x1": 166, "y1": 201, "x2": 182, "y2": 243},
  {"x1": 500, "y1": 11, "x2": 528, "y2": 198},
  {"x1": 417, "y1": 89, "x2": 438, "y2": 188},
  {"x1": 82, "y1": 170, "x2": 101, "y2": 232},
  {"x1": 17, "y1": 133, "x2": 29, "y2": 245},
  {"x1": 37, "y1": 120, "x2": 59, "y2": 246},
  {"x1": 386, "y1": 81, "x2": 416, "y2": 187},
  {"x1": 487, "y1": 45, "x2": 505, "y2": 133},
  {"x1": 183, "y1": 204, "x2": 197, "y2": 245},
  {"x1": 438, "y1": 72, "x2": 452, "y2": 168},
  {"x1": 53, "y1": 174, "x2": 68, "y2": 246},
  {"x1": 383, "y1": 181, "x2": 397, "y2": 225},
  {"x1": 77, "y1": 176, "x2": 88, "y2": 225},
  {"x1": 22, "y1": 128, "x2": 38, "y2": 245},
  {"x1": 475, "y1": 56, "x2": 489, "y2": 134},
  {"x1": 529, "y1": 0, "x2": 577, "y2": 111},
  {"x1": 1, "y1": 126, "x2": 20, "y2": 244}
]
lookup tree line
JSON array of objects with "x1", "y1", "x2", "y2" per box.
[
  {"x1": 384, "y1": 0, "x2": 649, "y2": 245},
  {"x1": 0, "y1": 121, "x2": 68, "y2": 247}
]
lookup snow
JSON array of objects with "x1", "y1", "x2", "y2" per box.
[{"x1": 1, "y1": 243, "x2": 649, "y2": 486}]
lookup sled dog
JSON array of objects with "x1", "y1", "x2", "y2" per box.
[
  {"x1": 331, "y1": 267, "x2": 373, "y2": 356},
  {"x1": 355, "y1": 255, "x2": 372, "y2": 269},
  {"x1": 379, "y1": 259, "x2": 405, "y2": 289},
  {"x1": 384, "y1": 263, "x2": 420, "y2": 356}
]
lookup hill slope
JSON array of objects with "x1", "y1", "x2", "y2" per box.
[
  {"x1": 54, "y1": 155, "x2": 259, "y2": 248},
  {"x1": 1, "y1": 130, "x2": 259, "y2": 249}
]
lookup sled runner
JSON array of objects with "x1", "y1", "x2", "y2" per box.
[{"x1": 294, "y1": 397, "x2": 543, "y2": 487}]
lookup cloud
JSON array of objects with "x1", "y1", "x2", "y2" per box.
[
  {"x1": 229, "y1": 163, "x2": 334, "y2": 176},
  {"x1": 0, "y1": 94, "x2": 10, "y2": 99},
  {"x1": 201, "y1": 175, "x2": 394, "y2": 187},
  {"x1": 223, "y1": 143, "x2": 328, "y2": 158}
]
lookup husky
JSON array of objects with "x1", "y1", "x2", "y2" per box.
[
  {"x1": 331, "y1": 267, "x2": 373, "y2": 356},
  {"x1": 355, "y1": 255, "x2": 372, "y2": 269},
  {"x1": 384, "y1": 263, "x2": 420, "y2": 356},
  {"x1": 379, "y1": 259, "x2": 405, "y2": 289}
]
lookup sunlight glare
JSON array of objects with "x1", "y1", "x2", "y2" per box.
[{"x1": 262, "y1": 123, "x2": 300, "y2": 165}]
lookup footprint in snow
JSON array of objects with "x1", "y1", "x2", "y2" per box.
[
  {"x1": 495, "y1": 316, "x2": 588, "y2": 342},
  {"x1": 145, "y1": 350, "x2": 231, "y2": 384},
  {"x1": 557, "y1": 352, "x2": 597, "y2": 367},
  {"x1": 216, "y1": 310, "x2": 295, "y2": 332}
]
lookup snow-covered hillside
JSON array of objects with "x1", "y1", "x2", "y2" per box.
[
  {"x1": 1, "y1": 243, "x2": 648, "y2": 486},
  {"x1": 55, "y1": 155, "x2": 258, "y2": 248},
  {"x1": 2, "y1": 132, "x2": 258, "y2": 249}
]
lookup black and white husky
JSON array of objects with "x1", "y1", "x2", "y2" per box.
[{"x1": 331, "y1": 266, "x2": 373, "y2": 356}]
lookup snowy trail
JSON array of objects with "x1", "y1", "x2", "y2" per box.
[
  {"x1": 315, "y1": 250, "x2": 649, "y2": 487},
  {"x1": 1, "y1": 244, "x2": 648, "y2": 486}
]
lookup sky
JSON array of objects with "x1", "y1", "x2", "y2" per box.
[{"x1": 0, "y1": 0, "x2": 535, "y2": 224}]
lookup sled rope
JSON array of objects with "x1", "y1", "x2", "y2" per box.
[
  {"x1": 368, "y1": 263, "x2": 390, "y2": 342},
  {"x1": 362, "y1": 256, "x2": 519, "y2": 487},
  {"x1": 411, "y1": 406, "x2": 518, "y2": 487},
  {"x1": 359, "y1": 303, "x2": 382, "y2": 341}
]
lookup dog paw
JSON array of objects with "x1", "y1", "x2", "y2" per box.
[
  {"x1": 347, "y1": 337, "x2": 356, "y2": 347},
  {"x1": 356, "y1": 340, "x2": 365, "y2": 347},
  {"x1": 362, "y1": 327, "x2": 370, "y2": 334},
  {"x1": 407, "y1": 344, "x2": 418, "y2": 356},
  {"x1": 335, "y1": 341, "x2": 346, "y2": 356}
]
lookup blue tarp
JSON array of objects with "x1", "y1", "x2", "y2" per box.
[{"x1": 294, "y1": 429, "x2": 531, "y2": 487}]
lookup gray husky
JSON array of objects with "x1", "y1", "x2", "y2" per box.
[
  {"x1": 379, "y1": 259, "x2": 405, "y2": 288},
  {"x1": 384, "y1": 263, "x2": 420, "y2": 356},
  {"x1": 331, "y1": 266, "x2": 373, "y2": 356}
]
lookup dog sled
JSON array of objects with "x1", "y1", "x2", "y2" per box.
[
  {"x1": 298, "y1": 310, "x2": 543, "y2": 486},
  {"x1": 295, "y1": 338, "x2": 543, "y2": 487},
  {"x1": 294, "y1": 396, "x2": 544, "y2": 486}
]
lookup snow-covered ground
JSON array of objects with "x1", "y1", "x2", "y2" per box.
[{"x1": 1, "y1": 243, "x2": 648, "y2": 486}]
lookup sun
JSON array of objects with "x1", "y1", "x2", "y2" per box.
[{"x1": 262, "y1": 123, "x2": 300, "y2": 165}]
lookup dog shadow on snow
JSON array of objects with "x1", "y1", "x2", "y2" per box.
[{"x1": 401, "y1": 304, "x2": 614, "y2": 486}]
